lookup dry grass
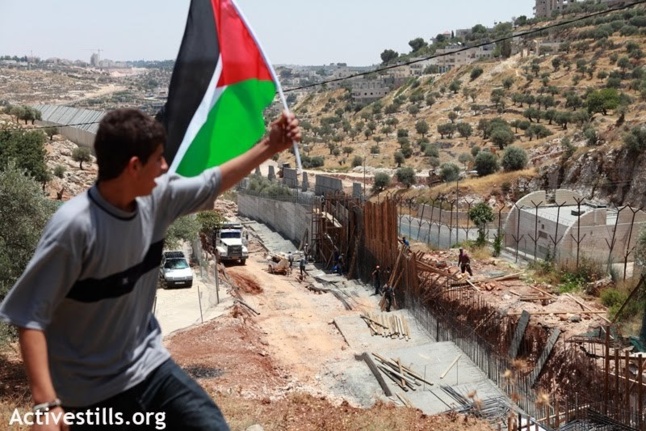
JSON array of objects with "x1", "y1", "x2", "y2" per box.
[
  {"x1": 469, "y1": 246, "x2": 494, "y2": 262},
  {"x1": 0, "y1": 384, "x2": 497, "y2": 431},
  {"x1": 215, "y1": 391, "x2": 495, "y2": 431}
]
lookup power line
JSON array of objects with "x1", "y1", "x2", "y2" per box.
[{"x1": 284, "y1": 0, "x2": 646, "y2": 92}]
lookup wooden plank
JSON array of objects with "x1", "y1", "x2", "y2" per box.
[
  {"x1": 509, "y1": 310, "x2": 531, "y2": 359},
  {"x1": 361, "y1": 352, "x2": 393, "y2": 397},
  {"x1": 396, "y1": 392, "x2": 412, "y2": 407},
  {"x1": 403, "y1": 318, "x2": 411, "y2": 341},
  {"x1": 507, "y1": 311, "x2": 607, "y2": 315},
  {"x1": 528, "y1": 284, "x2": 557, "y2": 299},
  {"x1": 440, "y1": 354, "x2": 462, "y2": 379},
  {"x1": 466, "y1": 278, "x2": 480, "y2": 291},
  {"x1": 377, "y1": 365, "x2": 414, "y2": 390},
  {"x1": 361, "y1": 314, "x2": 388, "y2": 329},
  {"x1": 490, "y1": 272, "x2": 522, "y2": 282},
  {"x1": 565, "y1": 293, "x2": 612, "y2": 324},
  {"x1": 530, "y1": 328, "x2": 561, "y2": 385},
  {"x1": 397, "y1": 358, "x2": 406, "y2": 388},
  {"x1": 372, "y1": 353, "x2": 434, "y2": 386}
]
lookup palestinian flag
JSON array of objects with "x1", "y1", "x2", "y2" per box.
[{"x1": 163, "y1": 0, "x2": 277, "y2": 177}]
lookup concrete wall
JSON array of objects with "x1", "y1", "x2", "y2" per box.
[
  {"x1": 33, "y1": 104, "x2": 104, "y2": 148},
  {"x1": 237, "y1": 194, "x2": 310, "y2": 246},
  {"x1": 283, "y1": 167, "x2": 299, "y2": 189},
  {"x1": 505, "y1": 202, "x2": 646, "y2": 264},
  {"x1": 352, "y1": 183, "x2": 363, "y2": 199},
  {"x1": 504, "y1": 206, "x2": 567, "y2": 260},
  {"x1": 560, "y1": 209, "x2": 646, "y2": 264},
  {"x1": 315, "y1": 175, "x2": 343, "y2": 196}
]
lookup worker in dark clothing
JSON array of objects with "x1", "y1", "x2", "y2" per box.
[
  {"x1": 371, "y1": 265, "x2": 382, "y2": 295},
  {"x1": 458, "y1": 248, "x2": 473, "y2": 276},
  {"x1": 332, "y1": 248, "x2": 341, "y2": 272},
  {"x1": 336, "y1": 253, "x2": 344, "y2": 274},
  {"x1": 288, "y1": 251, "x2": 294, "y2": 269},
  {"x1": 299, "y1": 256, "x2": 307, "y2": 278},
  {"x1": 303, "y1": 242, "x2": 310, "y2": 261},
  {"x1": 383, "y1": 283, "x2": 394, "y2": 312}
]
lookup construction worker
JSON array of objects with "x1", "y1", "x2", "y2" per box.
[
  {"x1": 303, "y1": 242, "x2": 310, "y2": 261},
  {"x1": 372, "y1": 265, "x2": 382, "y2": 295},
  {"x1": 336, "y1": 253, "x2": 344, "y2": 274},
  {"x1": 383, "y1": 283, "x2": 394, "y2": 312},
  {"x1": 299, "y1": 256, "x2": 307, "y2": 278},
  {"x1": 458, "y1": 248, "x2": 473, "y2": 276}
]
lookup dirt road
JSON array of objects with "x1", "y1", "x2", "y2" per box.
[{"x1": 225, "y1": 255, "x2": 375, "y2": 388}]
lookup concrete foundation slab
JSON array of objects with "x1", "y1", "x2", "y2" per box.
[{"x1": 333, "y1": 312, "x2": 511, "y2": 416}]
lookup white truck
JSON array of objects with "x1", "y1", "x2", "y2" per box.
[{"x1": 215, "y1": 222, "x2": 249, "y2": 265}]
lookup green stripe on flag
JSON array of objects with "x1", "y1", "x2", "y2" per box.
[{"x1": 175, "y1": 79, "x2": 276, "y2": 177}]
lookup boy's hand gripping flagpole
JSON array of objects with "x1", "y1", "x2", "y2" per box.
[{"x1": 231, "y1": 0, "x2": 303, "y2": 173}]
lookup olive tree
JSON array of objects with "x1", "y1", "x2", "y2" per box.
[
  {"x1": 372, "y1": 172, "x2": 391, "y2": 192},
  {"x1": 469, "y1": 202, "x2": 495, "y2": 246},
  {"x1": 72, "y1": 146, "x2": 93, "y2": 170},
  {"x1": 415, "y1": 120, "x2": 429, "y2": 137},
  {"x1": 439, "y1": 163, "x2": 460, "y2": 182},
  {"x1": 501, "y1": 146, "x2": 528, "y2": 171},
  {"x1": 474, "y1": 151, "x2": 500, "y2": 176},
  {"x1": 396, "y1": 167, "x2": 416, "y2": 188},
  {"x1": 165, "y1": 215, "x2": 201, "y2": 250},
  {"x1": 0, "y1": 162, "x2": 57, "y2": 310}
]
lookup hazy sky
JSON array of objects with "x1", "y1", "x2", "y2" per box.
[{"x1": 0, "y1": 0, "x2": 535, "y2": 66}]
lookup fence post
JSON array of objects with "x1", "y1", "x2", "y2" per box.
[
  {"x1": 417, "y1": 203, "x2": 426, "y2": 241},
  {"x1": 448, "y1": 200, "x2": 455, "y2": 247},
  {"x1": 466, "y1": 200, "x2": 474, "y2": 244},
  {"x1": 437, "y1": 197, "x2": 444, "y2": 248},
  {"x1": 511, "y1": 203, "x2": 525, "y2": 262},
  {"x1": 622, "y1": 205, "x2": 641, "y2": 281},
  {"x1": 547, "y1": 202, "x2": 566, "y2": 262},
  {"x1": 573, "y1": 197, "x2": 586, "y2": 270},
  {"x1": 528, "y1": 199, "x2": 543, "y2": 261},
  {"x1": 605, "y1": 205, "x2": 622, "y2": 274}
]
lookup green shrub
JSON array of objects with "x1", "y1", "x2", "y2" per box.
[
  {"x1": 53, "y1": 165, "x2": 66, "y2": 179},
  {"x1": 372, "y1": 172, "x2": 390, "y2": 192},
  {"x1": 501, "y1": 146, "x2": 528, "y2": 171}
]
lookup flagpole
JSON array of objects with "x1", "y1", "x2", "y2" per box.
[{"x1": 229, "y1": 0, "x2": 303, "y2": 173}]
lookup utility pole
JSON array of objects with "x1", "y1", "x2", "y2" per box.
[
  {"x1": 456, "y1": 176, "x2": 460, "y2": 244},
  {"x1": 362, "y1": 143, "x2": 367, "y2": 200}
]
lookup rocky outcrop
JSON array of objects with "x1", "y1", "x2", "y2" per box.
[
  {"x1": 537, "y1": 145, "x2": 646, "y2": 208},
  {"x1": 44, "y1": 136, "x2": 96, "y2": 200}
]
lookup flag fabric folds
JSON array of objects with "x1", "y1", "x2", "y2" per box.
[{"x1": 163, "y1": 0, "x2": 277, "y2": 177}]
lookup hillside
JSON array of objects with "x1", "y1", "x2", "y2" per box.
[{"x1": 282, "y1": 4, "x2": 646, "y2": 209}]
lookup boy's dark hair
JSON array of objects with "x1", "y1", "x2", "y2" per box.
[{"x1": 94, "y1": 108, "x2": 166, "y2": 181}]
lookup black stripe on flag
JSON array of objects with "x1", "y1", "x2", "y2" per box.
[{"x1": 162, "y1": 0, "x2": 221, "y2": 166}]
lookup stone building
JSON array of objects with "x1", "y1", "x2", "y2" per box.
[{"x1": 351, "y1": 77, "x2": 395, "y2": 103}]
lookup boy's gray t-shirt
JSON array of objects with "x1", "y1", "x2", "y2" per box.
[{"x1": 0, "y1": 168, "x2": 222, "y2": 407}]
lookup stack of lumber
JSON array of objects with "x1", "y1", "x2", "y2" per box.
[
  {"x1": 371, "y1": 353, "x2": 433, "y2": 392},
  {"x1": 361, "y1": 313, "x2": 410, "y2": 339}
]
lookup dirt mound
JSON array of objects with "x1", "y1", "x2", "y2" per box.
[
  {"x1": 167, "y1": 315, "x2": 285, "y2": 397},
  {"x1": 227, "y1": 267, "x2": 264, "y2": 295}
]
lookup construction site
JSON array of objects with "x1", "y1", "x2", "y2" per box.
[{"x1": 226, "y1": 173, "x2": 646, "y2": 431}]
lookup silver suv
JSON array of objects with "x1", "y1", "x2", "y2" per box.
[{"x1": 159, "y1": 251, "x2": 193, "y2": 288}]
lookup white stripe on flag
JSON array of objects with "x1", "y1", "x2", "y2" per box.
[{"x1": 169, "y1": 56, "x2": 225, "y2": 174}]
